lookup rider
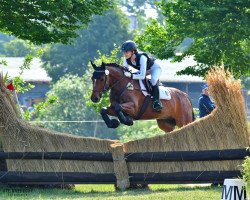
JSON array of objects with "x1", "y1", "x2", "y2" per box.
[{"x1": 121, "y1": 40, "x2": 163, "y2": 112}]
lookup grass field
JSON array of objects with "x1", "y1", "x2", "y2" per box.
[{"x1": 0, "y1": 184, "x2": 227, "y2": 200}]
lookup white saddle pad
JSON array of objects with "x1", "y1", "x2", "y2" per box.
[{"x1": 139, "y1": 80, "x2": 171, "y2": 100}]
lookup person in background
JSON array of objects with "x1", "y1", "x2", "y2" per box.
[
  {"x1": 28, "y1": 98, "x2": 35, "y2": 113},
  {"x1": 198, "y1": 84, "x2": 216, "y2": 118},
  {"x1": 121, "y1": 40, "x2": 163, "y2": 112}
]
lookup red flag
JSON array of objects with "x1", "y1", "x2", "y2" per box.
[{"x1": 7, "y1": 83, "x2": 15, "y2": 91}]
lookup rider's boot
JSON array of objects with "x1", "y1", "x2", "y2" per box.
[{"x1": 152, "y1": 84, "x2": 163, "y2": 112}]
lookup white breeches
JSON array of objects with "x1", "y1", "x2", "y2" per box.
[{"x1": 149, "y1": 62, "x2": 162, "y2": 86}]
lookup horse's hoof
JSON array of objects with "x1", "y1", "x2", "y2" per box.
[
  {"x1": 100, "y1": 108, "x2": 107, "y2": 115},
  {"x1": 125, "y1": 118, "x2": 133, "y2": 126},
  {"x1": 109, "y1": 119, "x2": 120, "y2": 128}
]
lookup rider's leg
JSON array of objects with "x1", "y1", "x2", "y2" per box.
[{"x1": 151, "y1": 64, "x2": 163, "y2": 112}]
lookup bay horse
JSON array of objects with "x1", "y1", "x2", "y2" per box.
[{"x1": 90, "y1": 61, "x2": 194, "y2": 133}]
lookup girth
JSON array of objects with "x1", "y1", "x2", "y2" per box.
[{"x1": 134, "y1": 95, "x2": 151, "y2": 120}]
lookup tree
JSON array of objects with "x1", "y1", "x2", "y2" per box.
[
  {"x1": 119, "y1": 0, "x2": 164, "y2": 29},
  {"x1": 41, "y1": 8, "x2": 131, "y2": 82},
  {"x1": 0, "y1": 32, "x2": 11, "y2": 56},
  {"x1": 3, "y1": 39, "x2": 40, "y2": 57},
  {"x1": 33, "y1": 72, "x2": 119, "y2": 139},
  {"x1": 136, "y1": 0, "x2": 250, "y2": 77},
  {"x1": 0, "y1": 0, "x2": 113, "y2": 44},
  {"x1": 117, "y1": 120, "x2": 164, "y2": 142},
  {"x1": 0, "y1": 33, "x2": 42, "y2": 57}
]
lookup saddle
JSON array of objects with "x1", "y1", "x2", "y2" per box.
[
  {"x1": 139, "y1": 79, "x2": 171, "y2": 100},
  {"x1": 141, "y1": 78, "x2": 163, "y2": 96}
]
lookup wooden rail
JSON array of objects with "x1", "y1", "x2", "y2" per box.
[
  {"x1": 0, "y1": 148, "x2": 248, "y2": 162},
  {"x1": 0, "y1": 171, "x2": 241, "y2": 184}
]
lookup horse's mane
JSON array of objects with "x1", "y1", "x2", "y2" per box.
[{"x1": 105, "y1": 63, "x2": 124, "y2": 70}]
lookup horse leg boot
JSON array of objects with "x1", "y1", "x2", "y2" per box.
[
  {"x1": 152, "y1": 84, "x2": 163, "y2": 112},
  {"x1": 114, "y1": 104, "x2": 133, "y2": 126},
  {"x1": 100, "y1": 108, "x2": 120, "y2": 128}
]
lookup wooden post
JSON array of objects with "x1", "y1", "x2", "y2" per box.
[{"x1": 110, "y1": 143, "x2": 130, "y2": 190}]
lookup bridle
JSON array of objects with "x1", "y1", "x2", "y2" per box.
[{"x1": 92, "y1": 68, "x2": 127, "y2": 95}]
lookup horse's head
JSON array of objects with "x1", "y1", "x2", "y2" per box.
[
  {"x1": 90, "y1": 61, "x2": 109, "y2": 103},
  {"x1": 90, "y1": 61, "x2": 126, "y2": 103}
]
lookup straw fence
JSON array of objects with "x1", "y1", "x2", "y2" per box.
[{"x1": 0, "y1": 67, "x2": 249, "y2": 190}]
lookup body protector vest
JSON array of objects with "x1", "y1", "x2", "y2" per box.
[{"x1": 126, "y1": 53, "x2": 155, "y2": 70}]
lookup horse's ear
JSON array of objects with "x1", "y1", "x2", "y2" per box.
[
  {"x1": 101, "y1": 61, "x2": 106, "y2": 69},
  {"x1": 90, "y1": 60, "x2": 97, "y2": 70}
]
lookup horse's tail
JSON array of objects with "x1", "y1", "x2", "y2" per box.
[
  {"x1": 192, "y1": 109, "x2": 196, "y2": 121},
  {"x1": 187, "y1": 95, "x2": 196, "y2": 121}
]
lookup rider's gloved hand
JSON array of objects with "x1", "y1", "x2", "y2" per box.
[{"x1": 124, "y1": 71, "x2": 132, "y2": 78}]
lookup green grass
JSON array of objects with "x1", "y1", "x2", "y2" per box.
[{"x1": 0, "y1": 184, "x2": 229, "y2": 200}]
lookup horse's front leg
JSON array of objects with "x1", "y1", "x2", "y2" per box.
[
  {"x1": 100, "y1": 107, "x2": 120, "y2": 128},
  {"x1": 114, "y1": 102, "x2": 136, "y2": 126}
]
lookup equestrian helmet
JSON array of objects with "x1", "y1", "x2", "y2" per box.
[{"x1": 121, "y1": 40, "x2": 137, "y2": 52}]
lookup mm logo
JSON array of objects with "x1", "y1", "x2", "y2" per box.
[{"x1": 221, "y1": 185, "x2": 247, "y2": 200}]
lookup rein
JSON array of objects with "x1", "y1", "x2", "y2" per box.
[{"x1": 108, "y1": 76, "x2": 126, "y2": 92}]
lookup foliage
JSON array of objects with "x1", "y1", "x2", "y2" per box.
[
  {"x1": 117, "y1": 120, "x2": 164, "y2": 142},
  {"x1": 33, "y1": 73, "x2": 118, "y2": 139},
  {"x1": 0, "y1": 32, "x2": 44, "y2": 57},
  {"x1": 0, "y1": 0, "x2": 113, "y2": 44},
  {"x1": 41, "y1": 8, "x2": 131, "y2": 82},
  {"x1": 243, "y1": 156, "x2": 250, "y2": 184},
  {"x1": 2, "y1": 38, "x2": 41, "y2": 57},
  {"x1": 119, "y1": 0, "x2": 164, "y2": 28},
  {"x1": 136, "y1": 0, "x2": 250, "y2": 77},
  {"x1": 0, "y1": 54, "x2": 34, "y2": 93},
  {"x1": 0, "y1": 32, "x2": 12, "y2": 56},
  {"x1": 24, "y1": 94, "x2": 58, "y2": 121}
]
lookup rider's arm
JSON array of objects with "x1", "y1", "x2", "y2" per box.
[
  {"x1": 132, "y1": 55, "x2": 147, "y2": 80},
  {"x1": 123, "y1": 57, "x2": 129, "y2": 69}
]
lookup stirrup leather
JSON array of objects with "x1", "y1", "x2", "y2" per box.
[{"x1": 153, "y1": 100, "x2": 163, "y2": 112}]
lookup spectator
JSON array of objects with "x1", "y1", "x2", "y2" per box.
[{"x1": 198, "y1": 84, "x2": 216, "y2": 118}]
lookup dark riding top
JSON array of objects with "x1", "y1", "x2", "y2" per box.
[
  {"x1": 198, "y1": 94, "x2": 216, "y2": 117},
  {"x1": 126, "y1": 52, "x2": 155, "y2": 70}
]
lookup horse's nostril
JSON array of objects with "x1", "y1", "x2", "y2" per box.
[{"x1": 94, "y1": 97, "x2": 99, "y2": 102}]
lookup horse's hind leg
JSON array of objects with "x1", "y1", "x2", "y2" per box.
[
  {"x1": 157, "y1": 119, "x2": 175, "y2": 133},
  {"x1": 175, "y1": 110, "x2": 193, "y2": 128}
]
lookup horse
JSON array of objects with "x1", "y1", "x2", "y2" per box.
[{"x1": 90, "y1": 61, "x2": 194, "y2": 133}]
